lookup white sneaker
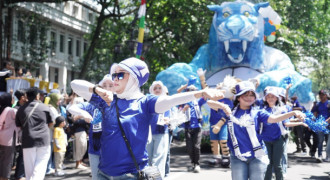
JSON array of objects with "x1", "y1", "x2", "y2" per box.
[
  {"x1": 76, "y1": 164, "x2": 88, "y2": 169},
  {"x1": 55, "y1": 171, "x2": 65, "y2": 176},
  {"x1": 46, "y1": 169, "x2": 55, "y2": 175},
  {"x1": 316, "y1": 156, "x2": 323, "y2": 163},
  {"x1": 194, "y1": 165, "x2": 201, "y2": 173}
]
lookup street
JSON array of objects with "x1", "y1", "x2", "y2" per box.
[{"x1": 35, "y1": 140, "x2": 330, "y2": 180}]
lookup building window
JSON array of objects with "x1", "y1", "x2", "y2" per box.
[
  {"x1": 72, "y1": 5, "x2": 78, "y2": 17},
  {"x1": 88, "y1": 12, "x2": 93, "y2": 23},
  {"x1": 76, "y1": 40, "x2": 80, "y2": 57},
  {"x1": 68, "y1": 37, "x2": 73, "y2": 55},
  {"x1": 17, "y1": 20, "x2": 25, "y2": 42},
  {"x1": 50, "y1": 31, "x2": 56, "y2": 54},
  {"x1": 54, "y1": 68, "x2": 59, "y2": 83},
  {"x1": 64, "y1": 2, "x2": 70, "y2": 13},
  {"x1": 29, "y1": 25, "x2": 37, "y2": 45},
  {"x1": 60, "y1": 34, "x2": 65, "y2": 53}
]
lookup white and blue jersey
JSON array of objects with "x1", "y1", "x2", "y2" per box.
[
  {"x1": 89, "y1": 94, "x2": 158, "y2": 176},
  {"x1": 182, "y1": 98, "x2": 204, "y2": 129},
  {"x1": 150, "y1": 111, "x2": 170, "y2": 134},
  {"x1": 227, "y1": 107, "x2": 270, "y2": 159},
  {"x1": 76, "y1": 102, "x2": 102, "y2": 156}
]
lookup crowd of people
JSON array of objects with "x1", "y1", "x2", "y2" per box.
[{"x1": 0, "y1": 57, "x2": 329, "y2": 180}]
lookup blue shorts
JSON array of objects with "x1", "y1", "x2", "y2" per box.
[{"x1": 209, "y1": 124, "x2": 228, "y2": 141}]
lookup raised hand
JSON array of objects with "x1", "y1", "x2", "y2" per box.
[
  {"x1": 203, "y1": 89, "x2": 225, "y2": 101},
  {"x1": 207, "y1": 100, "x2": 232, "y2": 116},
  {"x1": 95, "y1": 87, "x2": 113, "y2": 106}
]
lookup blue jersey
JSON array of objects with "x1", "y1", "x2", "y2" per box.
[
  {"x1": 261, "y1": 106, "x2": 289, "y2": 142},
  {"x1": 227, "y1": 107, "x2": 270, "y2": 159},
  {"x1": 312, "y1": 100, "x2": 330, "y2": 119},
  {"x1": 150, "y1": 110, "x2": 169, "y2": 134},
  {"x1": 89, "y1": 94, "x2": 158, "y2": 176},
  {"x1": 77, "y1": 102, "x2": 102, "y2": 156}
]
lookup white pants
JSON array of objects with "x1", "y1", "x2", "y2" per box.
[
  {"x1": 74, "y1": 131, "x2": 87, "y2": 161},
  {"x1": 23, "y1": 145, "x2": 51, "y2": 180}
]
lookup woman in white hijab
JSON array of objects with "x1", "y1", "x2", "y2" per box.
[
  {"x1": 146, "y1": 81, "x2": 170, "y2": 178},
  {"x1": 71, "y1": 57, "x2": 224, "y2": 179}
]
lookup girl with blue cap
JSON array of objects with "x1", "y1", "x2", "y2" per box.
[
  {"x1": 71, "y1": 57, "x2": 224, "y2": 180},
  {"x1": 207, "y1": 81, "x2": 306, "y2": 180}
]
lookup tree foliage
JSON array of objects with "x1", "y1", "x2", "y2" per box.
[
  {"x1": 268, "y1": 0, "x2": 329, "y2": 93},
  {"x1": 85, "y1": 0, "x2": 329, "y2": 93}
]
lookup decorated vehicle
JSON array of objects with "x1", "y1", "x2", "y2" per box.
[{"x1": 156, "y1": 1, "x2": 314, "y2": 109}]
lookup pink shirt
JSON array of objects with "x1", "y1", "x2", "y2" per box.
[{"x1": 0, "y1": 107, "x2": 19, "y2": 146}]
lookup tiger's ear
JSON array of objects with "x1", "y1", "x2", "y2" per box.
[
  {"x1": 254, "y1": 2, "x2": 269, "y2": 12},
  {"x1": 207, "y1": 5, "x2": 222, "y2": 13}
]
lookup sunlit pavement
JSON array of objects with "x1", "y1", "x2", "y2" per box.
[{"x1": 11, "y1": 139, "x2": 329, "y2": 180}]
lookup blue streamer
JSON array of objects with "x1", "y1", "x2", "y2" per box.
[{"x1": 304, "y1": 111, "x2": 330, "y2": 134}]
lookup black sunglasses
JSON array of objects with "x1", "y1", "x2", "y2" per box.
[{"x1": 112, "y1": 72, "x2": 127, "y2": 80}]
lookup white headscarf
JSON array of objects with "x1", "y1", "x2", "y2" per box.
[{"x1": 149, "y1": 81, "x2": 167, "y2": 96}]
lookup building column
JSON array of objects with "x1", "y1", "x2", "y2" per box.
[
  {"x1": 40, "y1": 62, "x2": 49, "y2": 81},
  {"x1": 59, "y1": 65, "x2": 67, "y2": 93}
]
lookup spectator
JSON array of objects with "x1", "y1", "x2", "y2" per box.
[
  {"x1": 15, "y1": 67, "x2": 24, "y2": 77},
  {"x1": 69, "y1": 95, "x2": 88, "y2": 169},
  {"x1": 13, "y1": 89, "x2": 28, "y2": 180},
  {"x1": 46, "y1": 92, "x2": 62, "y2": 175},
  {"x1": 0, "y1": 61, "x2": 15, "y2": 94},
  {"x1": 15, "y1": 87, "x2": 53, "y2": 180},
  {"x1": 0, "y1": 93, "x2": 18, "y2": 180},
  {"x1": 53, "y1": 116, "x2": 68, "y2": 176}
]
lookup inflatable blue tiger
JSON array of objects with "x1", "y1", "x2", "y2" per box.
[{"x1": 156, "y1": 1, "x2": 314, "y2": 109}]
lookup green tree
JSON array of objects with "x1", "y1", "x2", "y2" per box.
[
  {"x1": 269, "y1": 0, "x2": 329, "y2": 93},
  {"x1": 85, "y1": 0, "x2": 224, "y2": 89}
]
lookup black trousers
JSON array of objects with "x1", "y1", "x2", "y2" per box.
[
  {"x1": 293, "y1": 126, "x2": 306, "y2": 152},
  {"x1": 304, "y1": 129, "x2": 318, "y2": 156},
  {"x1": 185, "y1": 128, "x2": 202, "y2": 165}
]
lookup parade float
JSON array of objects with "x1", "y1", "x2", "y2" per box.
[{"x1": 156, "y1": 1, "x2": 318, "y2": 149}]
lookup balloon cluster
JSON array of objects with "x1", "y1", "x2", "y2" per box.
[{"x1": 304, "y1": 111, "x2": 330, "y2": 134}]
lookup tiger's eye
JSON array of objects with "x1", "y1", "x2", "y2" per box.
[{"x1": 223, "y1": 12, "x2": 230, "y2": 18}]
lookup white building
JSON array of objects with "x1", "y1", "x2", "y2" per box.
[{"x1": 2, "y1": 0, "x2": 99, "y2": 92}]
